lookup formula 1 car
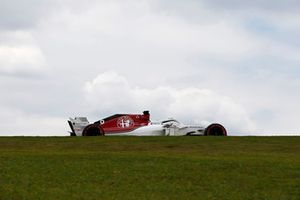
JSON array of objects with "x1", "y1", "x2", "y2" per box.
[{"x1": 68, "y1": 111, "x2": 227, "y2": 136}]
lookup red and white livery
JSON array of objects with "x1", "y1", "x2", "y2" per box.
[{"x1": 68, "y1": 111, "x2": 227, "y2": 136}]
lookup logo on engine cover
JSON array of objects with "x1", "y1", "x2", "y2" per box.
[{"x1": 117, "y1": 116, "x2": 134, "y2": 128}]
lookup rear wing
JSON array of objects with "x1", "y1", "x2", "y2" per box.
[{"x1": 68, "y1": 117, "x2": 90, "y2": 136}]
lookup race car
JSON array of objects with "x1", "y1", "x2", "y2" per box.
[{"x1": 68, "y1": 111, "x2": 227, "y2": 136}]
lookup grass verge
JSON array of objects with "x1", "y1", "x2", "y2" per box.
[{"x1": 0, "y1": 136, "x2": 299, "y2": 200}]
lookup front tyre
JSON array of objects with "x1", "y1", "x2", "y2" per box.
[{"x1": 204, "y1": 123, "x2": 227, "y2": 136}]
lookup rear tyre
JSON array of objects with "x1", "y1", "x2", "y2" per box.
[
  {"x1": 82, "y1": 124, "x2": 104, "y2": 136},
  {"x1": 204, "y1": 123, "x2": 227, "y2": 136}
]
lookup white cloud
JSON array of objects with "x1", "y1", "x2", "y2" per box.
[
  {"x1": 0, "y1": 31, "x2": 46, "y2": 75},
  {"x1": 0, "y1": 0, "x2": 299, "y2": 136},
  {"x1": 84, "y1": 71, "x2": 256, "y2": 134},
  {"x1": 0, "y1": 106, "x2": 67, "y2": 136},
  {"x1": 57, "y1": 1, "x2": 259, "y2": 59},
  {"x1": 0, "y1": 45, "x2": 45, "y2": 73}
]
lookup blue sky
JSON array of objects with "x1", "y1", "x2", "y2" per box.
[{"x1": 0, "y1": 0, "x2": 299, "y2": 135}]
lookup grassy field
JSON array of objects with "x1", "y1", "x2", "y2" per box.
[{"x1": 0, "y1": 136, "x2": 299, "y2": 200}]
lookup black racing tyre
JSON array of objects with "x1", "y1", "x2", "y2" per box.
[
  {"x1": 82, "y1": 124, "x2": 104, "y2": 136},
  {"x1": 204, "y1": 123, "x2": 227, "y2": 136}
]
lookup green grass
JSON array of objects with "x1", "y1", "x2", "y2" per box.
[{"x1": 0, "y1": 136, "x2": 299, "y2": 200}]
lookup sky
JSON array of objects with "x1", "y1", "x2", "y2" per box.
[{"x1": 0, "y1": 0, "x2": 300, "y2": 136}]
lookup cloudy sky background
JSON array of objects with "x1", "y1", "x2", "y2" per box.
[{"x1": 1, "y1": 0, "x2": 300, "y2": 136}]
